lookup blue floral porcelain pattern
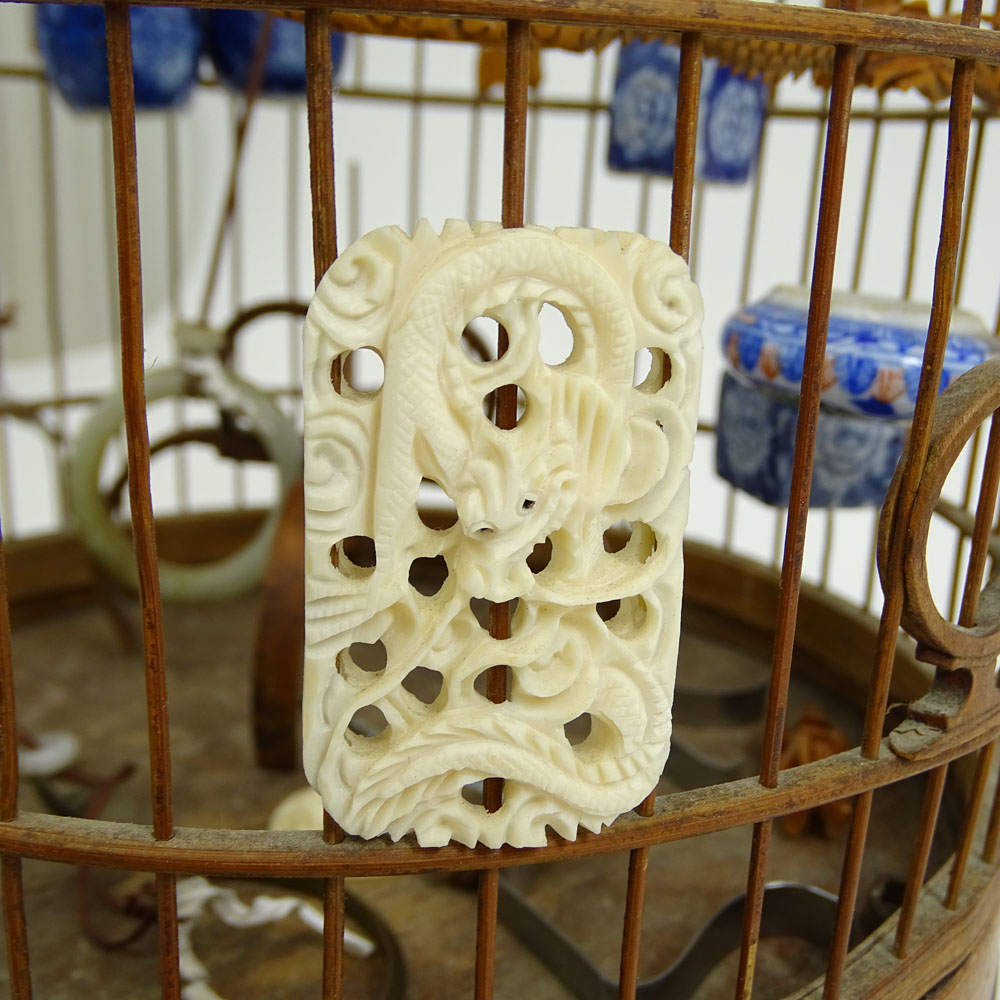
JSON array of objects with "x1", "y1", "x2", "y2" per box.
[
  {"x1": 609, "y1": 40, "x2": 765, "y2": 184},
  {"x1": 36, "y1": 4, "x2": 202, "y2": 110},
  {"x1": 716, "y1": 372, "x2": 908, "y2": 508},
  {"x1": 723, "y1": 286, "x2": 995, "y2": 418},
  {"x1": 206, "y1": 12, "x2": 346, "y2": 96}
]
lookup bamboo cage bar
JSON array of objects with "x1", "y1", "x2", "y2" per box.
[
  {"x1": 1, "y1": 853, "x2": 31, "y2": 999},
  {"x1": 303, "y1": 10, "x2": 346, "y2": 997},
  {"x1": 576, "y1": 51, "x2": 603, "y2": 229},
  {"x1": 618, "y1": 29, "x2": 701, "y2": 1000},
  {"x1": 825, "y1": 0, "x2": 983, "y2": 990},
  {"x1": 476, "y1": 18, "x2": 530, "y2": 998},
  {"x1": 104, "y1": 4, "x2": 181, "y2": 996},
  {"x1": 737, "y1": 19, "x2": 859, "y2": 997},
  {"x1": 941, "y1": 398, "x2": 1000, "y2": 915},
  {"x1": 0, "y1": 528, "x2": 30, "y2": 999},
  {"x1": 983, "y1": 766, "x2": 1000, "y2": 864},
  {"x1": 798, "y1": 109, "x2": 828, "y2": 288},
  {"x1": 895, "y1": 762, "x2": 949, "y2": 957},
  {"x1": 38, "y1": 88, "x2": 69, "y2": 514},
  {"x1": 12, "y1": 0, "x2": 1000, "y2": 65},
  {"x1": 947, "y1": 742, "x2": 996, "y2": 907},
  {"x1": 0, "y1": 732, "x2": 986, "y2": 872},
  {"x1": 0, "y1": 543, "x2": 18, "y2": 827}
]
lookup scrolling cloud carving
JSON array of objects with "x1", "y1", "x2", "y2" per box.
[{"x1": 303, "y1": 220, "x2": 702, "y2": 849}]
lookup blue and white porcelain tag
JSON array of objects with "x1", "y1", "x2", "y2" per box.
[{"x1": 609, "y1": 41, "x2": 766, "y2": 184}]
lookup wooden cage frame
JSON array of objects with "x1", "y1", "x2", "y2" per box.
[{"x1": 2, "y1": 0, "x2": 1000, "y2": 997}]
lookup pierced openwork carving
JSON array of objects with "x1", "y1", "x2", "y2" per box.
[
  {"x1": 879, "y1": 358, "x2": 1000, "y2": 760},
  {"x1": 302, "y1": 220, "x2": 702, "y2": 848}
]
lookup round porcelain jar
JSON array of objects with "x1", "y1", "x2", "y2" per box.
[
  {"x1": 716, "y1": 288, "x2": 996, "y2": 507},
  {"x1": 722, "y1": 285, "x2": 995, "y2": 418}
]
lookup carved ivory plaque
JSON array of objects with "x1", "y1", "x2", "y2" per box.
[{"x1": 303, "y1": 220, "x2": 702, "y2": 849}]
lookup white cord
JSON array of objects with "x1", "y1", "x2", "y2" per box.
[{"x1": 176, "y1": 876, "x2": 375, "y2": 1000}]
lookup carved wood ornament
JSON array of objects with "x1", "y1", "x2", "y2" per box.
[
  {"x1": 879, "y1": 358, "x2": 1000, "y2": 761},
  {"x1": 302, "y1": 221, "x2": 702, "y2": 848}
]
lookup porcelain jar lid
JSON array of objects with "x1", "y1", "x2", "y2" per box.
[{"x1": 722, "y1": 285, "x2": 996, "y2": 418}]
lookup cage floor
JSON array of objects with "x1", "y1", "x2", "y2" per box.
[{"x1": 0, "y1": 589, "x2": 957, "y2": 999}]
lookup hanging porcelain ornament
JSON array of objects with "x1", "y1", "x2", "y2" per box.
[
  {"x1": 35, "y1": 4, "x2": 202, "y2": 111},
  {"x1": 302, "y1": 220, "x2": 702, "y2": 849},
  {"x1": 609, "y1": 40, "x2": 767, "y2": 184},
  {"x1": 205, "y1": 12, "x2": 346, "y2": 96}
]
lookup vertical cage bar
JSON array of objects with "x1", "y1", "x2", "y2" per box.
[
  {"x1": 39, "y1": 87, "x2": 70, "y2": 518},
  {"x1": 819, "y1": 513, "x2": 835, "y2": 588},
  {"x1": 1, "y1": 854, "x2": 31, "y2": 999},
  {"x1": 475, "y1": 22, "x2": 530, "y2": 1000},
  {"x1": 994, "y1": 262, "x2": 1000, "y2": 337},
  {"x1": 737, "y1": 91, "x2": 772, "y2": 304},
  {"x1": 727, "y1": 95, "x2": 774, "y2": 557},
  {"x1": 863, "y1": 513, "x2": 880, "y2": 611},
  {"x1": 944, "y1": 418, "x2": 1000, "y2": 904},
  {"x1": 407, "y1": 41, "x2": 426, "y2": 232},
  {"x1": 165, "y1": 117, "x2": 191, "y2": 513},
  {"x1": 771, "y1": 509, "x2": 786, "y2": 571},
  {"x1": 958, "y1": 413, "x2": 1000, "y2": 628},
  {"x1": 466, "y1": 91, "x2": 484, "y2": 221},
  {"x1": 0, "y1": 529, "x2": 31, "y2": 998},
  {"x1": 0, "y1": 540, "x2": 17, "y2": 824},
  {"x1": 849, "y1": 99, "x2": 884, "y2": 292},
  {"x1": 229, "y1": 96, "x2": 248, "y2": 509},
  {"x1": 946, "y1": 743, "x2": 996, "y2": 908},
  {"x1": 104, "y1": 5, "x2": 180, "y2": 997},
  {"x1": 798, "y1": 108, "x2": 829, "y2": 287},
  {"x1": 982, "y1": 766, "x2": 1000, "y2": 863},
  {"x1": 956, "y1": 412, "x2": 1000, "y2": 627},
  {"x1": 198, "y1": 16, "x2": 272, "y2": 328},
  {"x1": 305, "y1": 12, "x2": 337, "y2": 287},
  {"x1": 525, "y1": 95, "x2": 541, "y2": 224},
  {"x1": 946, "y1": 426, "x2": 984, "y2": 622},
  {"x1": 737, "y1": 33, "x2": 858, "y2": 1000},
  {"x1": 856, "y1": 0, "x2": 981, "y2": 764},
  {"x1": 500, "y1": 23, "x2": 529, "y2": 232},
  {"x1": 475, "y1": 865, "x2": 500, "y2": 1000},
  {"x1": 304, "y1": 12, "x2": 345, "y2": 1000},
  {"x1": 825, "y1": 3, "x2": 981, "y2": 990},
  {"x1": 636, "y1": 175, "x2": 652, "y2": 235},
  {"x1": 101, "y1": 121, "x2": 122, "y2": 385},
  {"x1": 954, "y1": 116, "x2": 985, "y2": 303},
  {"x1": 618, "y1": 792, "x2": 655, "y2": 1000},
  {"x1": 578, "y1": 51, "x2": 604, "y2": 228},
  {"x1": 687, "y1": 180, "x2": 706, "y2": 282},
  {"x1": 288, "y1": 108, "x2": 304, "y2": 379},
  {"x1": 668, "y1": 35, "x2": 702, "y2": 263},
  {"x1": 617, "y1": 33, "x2": 701, "y2": 1000},
  {"x1": 894, "y1": 763, "x2": 949, "y2": 957}
]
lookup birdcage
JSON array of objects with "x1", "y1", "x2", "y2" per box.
[{"x1": 1, "y1": 0, "x2": 1000, "y2": 996}]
